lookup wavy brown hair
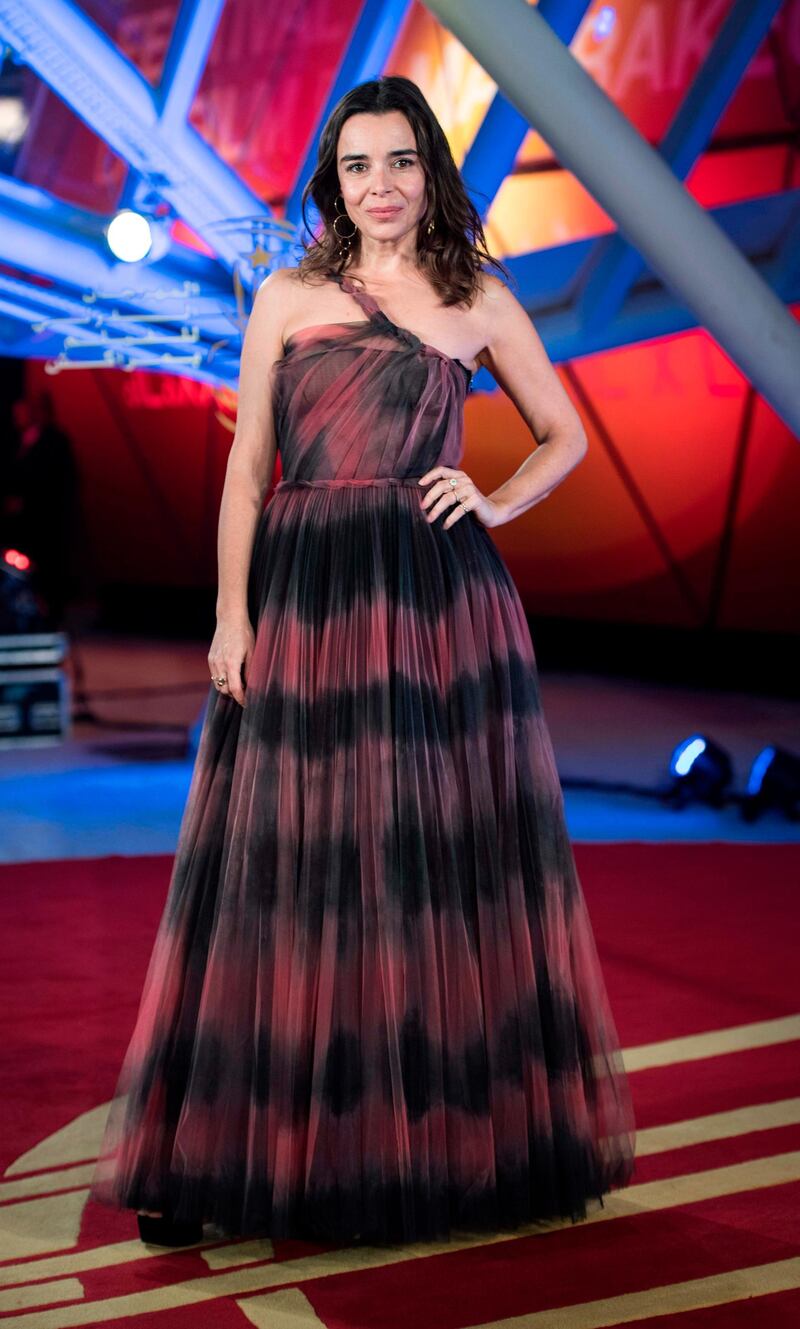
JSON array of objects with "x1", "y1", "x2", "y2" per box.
[{"x1": 296, "y1": 75, "x2": 509, "y2": 308}]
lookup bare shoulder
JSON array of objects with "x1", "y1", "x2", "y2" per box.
[
  {"x1": 238, "y1": 267, "x2": 303, "y2": 370},
  {"x1": 251, "y1": 265, "x2": 297, "y2": 316},
  {"x1": 247, "y1": 266, "x2": 305, "y2": 344},
  {"x1": 474, "y1": 270, "x2": 509, "y2": 302},
  {"x1": 472, "y1": 271, "x2": 523, "y2": 324},
  {"x1": 253, "y1": 264, "x2": 334, "y2": 337}
]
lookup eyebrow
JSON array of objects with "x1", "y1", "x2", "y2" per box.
[{"x1": 338, "y1": 148, "x2": 418, "y2": 162}]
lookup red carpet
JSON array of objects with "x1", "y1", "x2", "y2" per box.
[{"x1": 1, "y1": 844, "x2": 798, "y2": 1325}]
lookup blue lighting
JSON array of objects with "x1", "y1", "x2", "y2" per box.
[
  {"x1": 667, "y1": 733, "x2": 734, "y2": 810},
  {"x1": 742, "y1": 745, "x2": 800, "y2": 821},
  {"x1": 746, "y1": 745, "x2": 776, "y2": 796},
  {"x1": 671, "y1": 735, "x2": 706, "y2": 777}
]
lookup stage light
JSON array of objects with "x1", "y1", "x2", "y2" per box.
[
  {"x1": 106, "y1": 208, "x2": 154, "y2": 262},
  {"x1": 0, "y1": 547, "x2": 46, "y2": 633},
  {"x1": 742, "y1": 746, "x2": 800, "y2": 822},
  {"x1": 3, "y1": 547, "x2": 30, "y2": 571},
  {"x1": 667, "y1": 733, "x2": 733, "y2": 808},
  {"x1": 0, "y1": 94, "x2": 27, "y2": 147}
]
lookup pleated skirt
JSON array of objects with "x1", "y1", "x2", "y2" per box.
[{"x1": 90, "y1": 480, "x2": 636, "y2": 1244}]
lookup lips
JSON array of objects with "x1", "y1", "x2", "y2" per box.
[{"x1": 368, "y1": 208, "x2": 401, "y2": 217}]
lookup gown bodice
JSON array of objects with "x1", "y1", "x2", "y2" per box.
[{"x1": 272, "y1": 269, "x2": 473, "y2": 488}]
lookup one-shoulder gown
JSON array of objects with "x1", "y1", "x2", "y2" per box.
[{"x1": 90, "y1": 268, "x2": 636, "y2": 1245}]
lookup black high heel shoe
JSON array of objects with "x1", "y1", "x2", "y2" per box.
[{"x1": 136, "y1": 1209, "x2": 204, "y2": 1246}]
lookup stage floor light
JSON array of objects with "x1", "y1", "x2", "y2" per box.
[
  {"x1": 667, "y1": 733, "x2": 734, "y2": 809},
  {"x1": 0, "y1": 548, "x2": 45, "y2": 633},
  {"x1": 743, "y1": 746, "x2": 800, "y2": 822}
]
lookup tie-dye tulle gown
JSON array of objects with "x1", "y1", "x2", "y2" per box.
[{"x1": 90, "y1": 268, "x2": 636, "y2": 1244}]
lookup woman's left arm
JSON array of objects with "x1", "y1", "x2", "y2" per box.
[
  {"x1": 419, "y1": 275, "x2": 588, "y2": 531},
  {"x1": 479, "y1": 276, "x2": 588, "y2": 525}
]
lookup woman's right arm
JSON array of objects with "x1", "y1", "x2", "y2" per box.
[{"x1": 208, "y1": 267, "x2": 292, "y2": 707}]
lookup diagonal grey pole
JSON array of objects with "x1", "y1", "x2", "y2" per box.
[{"x1": 424, "y1": 0, "x2": 800, "y2": 439}]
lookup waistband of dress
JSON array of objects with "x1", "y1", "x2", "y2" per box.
[{"x1": 274, "y1": 476, "x2": 425, "y2": 491}]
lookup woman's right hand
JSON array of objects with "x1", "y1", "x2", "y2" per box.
[{"x1": 208, "y1": 616, "x2": 255, "y2": 707}]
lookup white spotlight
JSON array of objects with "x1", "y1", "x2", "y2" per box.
[
  {"x1": 106, "y1": 209, "x2": 154, "y2": 262},
  {"x1": 0, "y1": 95, "x2": 28, "y2": 147}
]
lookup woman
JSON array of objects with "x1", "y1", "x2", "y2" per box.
[{"x1": 90, "y1": 74, "x2": 636, "y2": 1248}]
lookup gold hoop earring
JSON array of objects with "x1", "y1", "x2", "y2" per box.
[{"x1": 333, "y1": 194, "x2": 357, "y2": 256}]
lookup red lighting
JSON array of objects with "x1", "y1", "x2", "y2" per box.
[{"x1": 3, "y1": 548, "x2": 31, "y2": 571}]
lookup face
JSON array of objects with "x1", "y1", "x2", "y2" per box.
[{"x1": 336, "y1": 110, "x2": 427, "y2": 244}]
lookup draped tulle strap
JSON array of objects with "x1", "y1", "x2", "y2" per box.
[
  {"x1": 326, "y1": 268, "x2": 380, "y2": 315},
  {"x1": 324, "y1": 268, "x2": 473, "y2": 390}
]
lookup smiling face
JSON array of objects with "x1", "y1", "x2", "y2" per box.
[{"x1": 336, "y1": 110, "x2": 428, "y2": 247}]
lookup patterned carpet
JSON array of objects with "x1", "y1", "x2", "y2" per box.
[{"x1": 0, "y1": 843, "x2": 798, "y2": 1326}]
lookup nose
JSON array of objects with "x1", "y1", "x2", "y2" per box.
[{"x1": 369, "y1": 165, "x2": 395, "y2": 195}]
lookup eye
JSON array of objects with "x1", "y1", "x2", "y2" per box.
[{"x1": 344, "y1": 157, "x2": 416, "y2": 173}]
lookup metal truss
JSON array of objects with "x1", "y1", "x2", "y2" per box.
[{"x1": 0, "y1": 0, "x2": 796, "y2": 411}]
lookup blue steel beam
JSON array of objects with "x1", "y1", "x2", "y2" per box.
[
  {"x1": 494, "y1": 191, "x2": 800, "y2": 373},
  {"x1": 0, "y1": 0, "x2": 267, "y2": 272},
  {"x1": 579, "y1": 0, "x2": 787, "y2": 330},
  {"x1": 463, "y1": 189, "x2": 800, "y2": 390},
  {"x1": 460, "y1": 0, "x2": 592, "y2": 221},
  {"x1": 516, "y1": 191, "x2": 800, "y2": 323},
  {"x1": 0, "y1": 174, "x2": 231, "y2": 314},
  {"x1": 284, "y1": 0, "x2": 413, "y2": 230},
  {"x1": 0, "y1": 274, "x2": 239, "y2": 385},
  {"x1": 424, "y1": 0, "x2": 800, "y2": 436},
  {"x1": 0, "y1": 173, "x2": 241, "y2": 381},
  {"x1": 157, "y1": 0, "x2": 226, "y2": 134},
  {"x1": 772, "y1": 205, "x2": 800, "y2": 289}
]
